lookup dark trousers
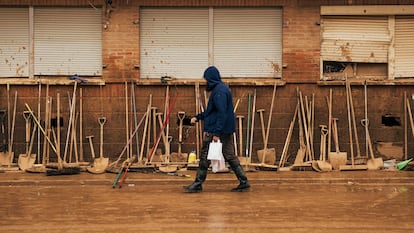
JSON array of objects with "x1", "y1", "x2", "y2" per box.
[
  {"x1": 198, "y1": 132, "x2": 240, "y2": 173},
  {"x1": 200, "y1": 132, "x2": 240, "y2": 165}
]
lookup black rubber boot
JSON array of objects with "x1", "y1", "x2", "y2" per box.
[
  {"x1": 230, "y1": 164, "x2": 250, "y2": 192},
  {"x1": 182, "y1": 181, "x2": 203, "y2": 192},
  {"x1": 231, "y1": 180, "x2": 250, "y2": 192},
  {"x1": 183, "y1": 162, "x2": 208, "y2": 193}
]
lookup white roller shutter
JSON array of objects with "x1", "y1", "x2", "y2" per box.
[
  {"x1": 213, "y1": 8, "x2": 282, "y2": 78},
  {"x1": 140, "y1": 8, "x2": 209, "y2": 79},
  {"x1": 0, "y1": 8, "x2": 29, "y2": 77},
  {"x1": 321, "y1": 16, "x2": 390, "y2": 63},
  {"x1": 34, "y1": 7, "x2": 102, "y2": 76},
  {"x1": 395, "y1": 16, "x2": 414, "y2": 78}
]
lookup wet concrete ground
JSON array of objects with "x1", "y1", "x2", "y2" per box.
[{"x1": 0, "y1": 170, "x2": 413, "y2": 233}]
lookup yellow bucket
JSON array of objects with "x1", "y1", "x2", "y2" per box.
[{"x1": 188, "y1": 151, "x2": 197, "y2": 163}]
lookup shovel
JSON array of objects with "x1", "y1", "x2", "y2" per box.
[
  {"x1": 361, "y1": 119, "x2": 383, "y2": 170},
  {"x1": 256, "y1": 83, "x2": 277, "y2": 167},
  {"x1": 18, "y1": 111, "x2": 36, "y2": 171},
  {"x1": 347, "y1": 80, "x2": 366, "y2": 164},
  {"x1": 361, "y1": 81, "x2": 383, "y2": 170},
  {"x1": 87, "y1": 117, "x2": 109, "y2": 173},
  {"x1": 326, "y1": 89, "x2": 346, "y2": 170},
  {"x1": 339, "y1": 81, "x2": 367, "y2": 171},
  {"x1": 157, "y1": 112, "x2": 177, "y2": 171},
  {"x1": 329, "y1": 118, "x2": 347, "y2": 170},
  {"x1": 256, "y1": 109, "x2": 276, "y2": 165},
  {"x1": 317, "y1": 125, "x2": 332, "y2": 171}
]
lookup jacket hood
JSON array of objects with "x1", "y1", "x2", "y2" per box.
[{"x1": 203, "y1": 66, "x2": 221, "y2": 91}]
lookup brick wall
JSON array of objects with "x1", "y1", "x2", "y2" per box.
[
  {"x1": 102, "y1": 6, "x2": 140, "y2": 81},
  {"x1": 0, "y1": 0, "x2": 413, "y2": 165},
  {"x1": 282, "y1": 6, "x2": 322, "y2": 82}
]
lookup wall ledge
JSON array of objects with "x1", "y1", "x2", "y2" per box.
[
  {"x1": 136, "y1": 78, "x2": 286, "y2": 86},
  {"x1": 318, "y1": 79, "x2": 414, "y2": 86},
  {"x1": 0, "y1": 78, "x2": 105, "y2": 86}
]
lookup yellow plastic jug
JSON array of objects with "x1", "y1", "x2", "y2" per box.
[{"x1": 188, "y1": 150, "x2": 197, "y2": 163}]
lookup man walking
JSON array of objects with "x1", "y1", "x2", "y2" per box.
[{"x1": 183, "y1": 66, "x2": 250, "y2": 192}]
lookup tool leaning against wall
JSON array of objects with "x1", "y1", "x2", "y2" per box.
[
  {"x1": 0, "y1": 84, "x2": 11, "y2": 166},
  {"x1": 253, "y1": 82, "x2": 277, "y2": 170},
  {"x1": 87, "y1": 85, "x2": 109, "y2": 174},
  {"x1": 0, "y1": 84, "x2": 18, "y2": 170},
  {"x1": 17, "y1": 111, "x2": 37, "y2": 171}
]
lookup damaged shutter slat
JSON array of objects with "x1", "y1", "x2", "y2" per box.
[{"x1": 321, "y1": 16, "x2": 389, "y2": 63}]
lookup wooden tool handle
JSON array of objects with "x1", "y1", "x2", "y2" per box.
[
  {"x1": 23, "y1": 111, "x2": 31, "y2": 143},
  {"x1": 237, "y1": 115, "x2": 244, "y2": 157},
  {"x1": 178, "y1": 112, "x2": 185, "y2": 143},
  {"x1": 327, "y1": 89, "x2": 332, "y2": 154},
  {"x1": 257, "y1": 109, "x2": 266, "y2": 145},
  {"x1": 332, "y1": 118, "x2": 340, "y2": 153},
  {"x1": 87, "y1": 136, "x2": 96, "y2": 159},
  {"x1": 98, "y1": 117, "x2": 106, "y2": 159}
]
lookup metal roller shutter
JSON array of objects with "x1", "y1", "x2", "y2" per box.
[
  {"x1": 0, "y1": 8, "x2": 29, "y2": 77},
  {"x1": 213, "y1": 8, "x2": 282, "y2": 78},
  {"x1": 140, "y1": 7, "x2": 209, "y2": 79},
  {"x1": 321, "y1": 16, "x2": 390, "y2": 63},
  {"x1": 140, "y1": 7, "x2": 282, "y2": 79},
  {"x1": 395, "y1": 16, "x2": 414, "y2": 78},
  {"x1": 34, "y1": 7, "x2": 102, "y2": 76}
]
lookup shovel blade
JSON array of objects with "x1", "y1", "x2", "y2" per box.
[
  {"x1": 159, "y1": 164, "x2": 178, "y2": 173},
  {"x1": 18, "y1": 154, "x2": 36, "y2": 171},
  {"x1": 87, "y1": 157, "x2": 109, "y2": 174},
  {"x1": 0, "y1": 152, "x2": 14, "y2": 165},
  {"x1": 328, "y1": 152, "x2": 347, "y2": 170},
  {"x1": 367, "y1": 157, "x2": 384, "y2": 170},
  {"x1": 317, "y1": 160, "x2": 333, "y2": 172}
]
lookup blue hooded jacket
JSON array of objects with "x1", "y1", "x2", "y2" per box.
[{"x1": 196, "y1": 66, "x2": 236, "y2": 136}]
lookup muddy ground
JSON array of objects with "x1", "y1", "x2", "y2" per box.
[{"x1": 0, "y1": 170, "x2": 413, "y2": 233}]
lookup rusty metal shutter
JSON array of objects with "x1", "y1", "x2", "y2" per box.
[
  {"x1": 321, "y1": 16, "x2": 390, "y2": 63},
  {"x1": 140, "y1": 7, "x2": 209, "y2": 79},
  {"x1": 34, "y1": 7, "x2": 102, "y2": 76},
  {"x1": 0, "y1": 8, "x2": 29, "y2": 77},
  {"x1": 395, "y1": 16, "x2": 414, "y2": 78},
  {"x1": 213, "y1": 8, "x2": 282, "y2": 78}
]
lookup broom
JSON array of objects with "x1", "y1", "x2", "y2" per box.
[
  {"x1": 106, "y1": 111, "x2": 148, "y2": 173},
  {"x1": 25, "y1": 103, "x2": 80, "y2": 175}
]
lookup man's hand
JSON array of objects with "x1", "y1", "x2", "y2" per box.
[
  {"x1": 190, "y1": 117, "x2": 197, "y2": 124},
  {"x1": 213, "y1": 135, "x2": 220, "y2": 142}
]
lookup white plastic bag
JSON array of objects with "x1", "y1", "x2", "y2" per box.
[{"x1": 207, "y1": 140, "x2": 226, "y2": 173}]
